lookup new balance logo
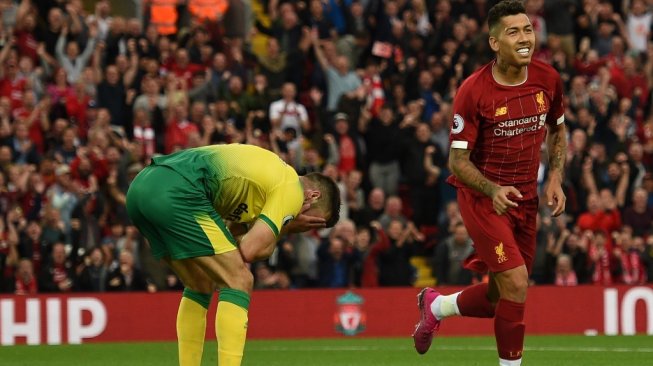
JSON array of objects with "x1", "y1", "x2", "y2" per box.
[{"x1": 495, "y1": 106, "x2": 507, "y2": 116}]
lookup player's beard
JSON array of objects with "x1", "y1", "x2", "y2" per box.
[
  {"x1": 512, "y1": 42, "x2": 534, "y2": 66},
  {"x1": 495, "y1": 57, "x2": 527, "y2": 74},
  {"x1": 514, "y1": 51, "x2": 532, "y2": 67},
  {"x1": 509, "y1": 46, "x2": 532, "y2": 67},
  {"x1": 497, "y1": 51, "x2": 531, "y2": 72},
  {"x1": 514, "y1": 57, "x2": 531, "y2": 67},
  {"x1": 496, "y1": 39, "x2": 532, "y2": 67}
]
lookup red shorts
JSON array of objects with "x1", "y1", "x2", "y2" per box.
[{"x1": 457, "y1": 188, "x2": 538, "y2": 274}]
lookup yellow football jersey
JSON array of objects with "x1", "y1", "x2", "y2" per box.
[{"x1": 152, "y1": 144, "x2": 304, "y2": 237}]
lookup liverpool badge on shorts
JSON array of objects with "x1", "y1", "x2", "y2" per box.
[{"x1": 334, "y1": 291, "x2": 366, "y2": 336}]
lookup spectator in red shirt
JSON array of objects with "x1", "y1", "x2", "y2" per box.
[
  {"x1": 14, "y1": 258, "x2": 37, "y2": 295},
  {"x1": 609, "y1": 54, "x2": 649, "y2": 106},
  {"x1": 46, "y1": 67, "x2": 74, "y2": 111},
  {"x1": 171, "y1": 48, "x2": 205, "y2": 89},
  {"x1": 165, "y1": 100, "x2": 199, "y2": 154},
  {"x1": 39, "y1": 242, "x2": 75, "y2": 293},
  {"x1": 332, "y1": 113, "x2": 360, "y2": 177},
  {"x1": 614, "y1": 228, "x2": 647, "y2": 284},
  {"x1": 12, "y1": 90, "x2": 49, "y2": 154},
  {"x1": 71, "y1": 152, "x2": 97, "y2": 191},
  {"x1": 72, "y1": 130, "x2": 109, "y2": 182},
  {"x1": 132, "y1": 109, "x2": 156, "y2": 161},
  {"x1": 66, "y1": 81, "x2": 91, "y2": 138},
  {"x1": 14, "y1": 8, "x2": 40, "y2": 64},
  {"x1": 576, "y1": 190, "x2": 622, "y2": 246},
  {"x1": 0, "y1": 54, "x2": 27, "y2": 110},
  {"x1": 553, "y1": 254, "x2": 578, "y2": 286},
  {"x1": 587, "y1": 230, "x2": 618, "y2": 285}
]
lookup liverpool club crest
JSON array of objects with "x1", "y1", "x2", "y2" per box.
[{"x1": 334, "y1": 291, "x2": 366, "y2": 336}]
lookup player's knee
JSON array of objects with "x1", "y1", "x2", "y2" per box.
[
  {"x1": 183, "y1": 278, "x2": 214, "y2": 294},
  {"x1": 496, "y1": 268, "x2": 529, "y2": 301},
  {"x1": 502, "y1": 282, "x2": 528, "y2": 302},
  {"x1": 228, "y1": 265, "x2": 254, "y2": 294},
  {"x1": 505, "y1": 276, "x2": 529, "y2": 298}
]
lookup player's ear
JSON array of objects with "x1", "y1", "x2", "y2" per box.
[
  {"x1": 488, "y1": 36, "x2": 500, "y2": 53},
  {"x1": 305, "y1": 189, "x2": 321, "y2": 204}
]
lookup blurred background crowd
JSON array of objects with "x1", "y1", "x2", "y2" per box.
[{"x1": 0, "y1": 0, "x2": 652, "y2": 295}]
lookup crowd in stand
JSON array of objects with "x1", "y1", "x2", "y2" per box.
[{"x1": 1, "y1": 0, "x2": 652, "y2": 295}]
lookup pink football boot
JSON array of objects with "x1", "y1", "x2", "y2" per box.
[{"x1": 412, "y1": 288, "x2": 441, "y2": 355}]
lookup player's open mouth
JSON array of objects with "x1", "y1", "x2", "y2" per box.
[{"x1": 516, "y1": 47, "x2": 530, "y2": 56}]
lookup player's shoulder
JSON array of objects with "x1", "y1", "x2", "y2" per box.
[
  {"x1": 529, "y1": 58, "x2": 561, "y2": 78},
  {"x1": 241, "y1": 144, "x2": 280, "y2": 163},
  {"x1": 458, "y1": 62, "x2": 493, "y2": 95},
  {"x1": 461, "y1": 63, "x2": 492, "y2": 86},
  {"x1": 228, "y1": 143, "x2": 294, "y2": 173}
]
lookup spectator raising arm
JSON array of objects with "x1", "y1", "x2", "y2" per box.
[
  {"x1": 311, "y1": 28, "x2": 331, "y2": 71},
  {"x1": 56, "y1": 25, "x2": 98, "y2": 84}
]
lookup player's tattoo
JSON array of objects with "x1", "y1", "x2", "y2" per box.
[
  {"x1": 449, "y1": 148, "x2": 499, "y2": 198},
  {"x1": 546, "y1": 123, "x2": 567, "y2": 179}
]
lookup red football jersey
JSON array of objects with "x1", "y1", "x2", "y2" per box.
[{"x1": 447, "y1": 59, "x2": 565, "y2": 199}]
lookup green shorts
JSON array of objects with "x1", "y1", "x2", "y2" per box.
[{"x1": 126, "y1": 165, "x2": 238, "y2": 260}]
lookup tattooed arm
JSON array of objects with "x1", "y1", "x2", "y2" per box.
[
  {"x1": 449, "y1": 148, "x2": 499, "y2": 197},
  {"x1": 546, "y1": 122, "x2": 567, "y2": 181},
  {"x1": 544, "y1": 122, "x2": 567, "y2": 216},
  {"x1": 449, "y1": 148, "x2": 522, "y2": 215}
]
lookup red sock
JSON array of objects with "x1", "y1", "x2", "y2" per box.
[
  {"x1": 494, "y1": 298, "x2": 525, "y2": 360},
  {"x1": 457, "y1": 283, "x2": 495, "y2": 318}
]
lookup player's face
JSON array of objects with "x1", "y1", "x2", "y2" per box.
[{"x1": 490, "y1": 13, "x2": 535, "y2": 68}]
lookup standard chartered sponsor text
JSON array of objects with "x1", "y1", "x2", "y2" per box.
[
  {"x1": 494, "y1": 115, "x2": 543, "y2": 137},
  {"x1": 494, "y1": 124, "x2": 541, "y2": 137},
  {"x1": 497, "y1": 116, "x2": 538, "y2": 127}
]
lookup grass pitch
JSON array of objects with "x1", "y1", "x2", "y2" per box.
[{"x1": 3, "y1": 335, "x2": 652, "y2": 365}]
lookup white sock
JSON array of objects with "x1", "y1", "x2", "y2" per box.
[
  {"x1": 430, "y1": 292, "x2": 461, "y2": 320},
  {"x1": 499, "y1": 358, "x2": 522, "y2": 366}
]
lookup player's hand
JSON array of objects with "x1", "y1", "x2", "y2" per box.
[
  {"x1": 285, "y1": 212, "x2": 327, "y2": 233},
  {"x1": 282, "y1": 203, "x2": 327, "y2": 233},
  {"x1": 491, "y1": 186, "x2": 521, "y2": 215},
  {"x1": 544, "y1": 180, "x2": 566, "y2": 217}
]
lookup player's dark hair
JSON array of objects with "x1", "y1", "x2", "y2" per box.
[
  {"x1": 488, "y1": 0, "x2": 526, "y2": 36},
  {"x1": 304, "y1": 172, "x2": 341, "y2": 227}
]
